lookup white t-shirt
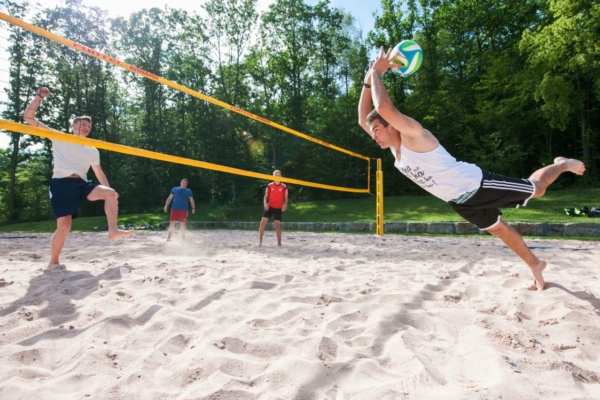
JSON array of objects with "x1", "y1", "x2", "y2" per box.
[
  {"x1": 391, "y1": 144, "x2": 482, "y2": 202},
  {"x1": 51, "y1": 139, "x2": 100, "y2": 180}
]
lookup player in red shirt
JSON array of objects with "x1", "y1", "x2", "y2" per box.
[{"x1": 259, "y1": 170, "x2": 289, "y2": 247}]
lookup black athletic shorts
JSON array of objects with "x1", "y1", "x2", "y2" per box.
[
  {"x1": 49, "y1": 177, "x2": 98, "y2": 220},
  {"x1": 262, "y1": 207, "x2": 283, "y2": 221},
  {"x1": 448, "y1": 170, "x2": 535, "y2": 230}
]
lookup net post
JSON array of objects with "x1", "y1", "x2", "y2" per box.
[{"x1": 376, "y1": 158, "x2": 384, "y2": 236}]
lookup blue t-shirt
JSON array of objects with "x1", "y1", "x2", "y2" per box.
[{"x1": 171, "y1": 187, "x2": 193, "y2": 211}]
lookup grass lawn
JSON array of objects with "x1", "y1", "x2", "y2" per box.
[{"x1": 0, "y1": 189, "x2": 598, "y2": 233}]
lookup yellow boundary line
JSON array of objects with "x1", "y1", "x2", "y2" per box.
[
  {"x1": 0, "y1": 12, "x2": 369, "y2": 162},
  {"x1": 0, "y1": 120, "x2": 369, "y2": 193}
]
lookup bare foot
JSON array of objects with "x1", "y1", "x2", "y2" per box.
[
  {"x1": 554, "y1": 157, "x2": 586, "y2": 175},
  {"x1": 527, "y1": 261, "x2": 547, "y2": 291},
  {"x1": 46, "y1": 263, "x2": 66, "y2": 272},
  {"x1": 258, "y1": 242, "x2": 262, "y2": 248},
  {"x1": 108, "y1": 230, "x2": 135, "y2": 240}
]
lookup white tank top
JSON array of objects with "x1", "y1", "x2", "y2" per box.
[
  {"x1": 52, "y1": 139, "x2": 100, "y2": 180},
  {"x1": 391, "y1": 144, "x2": 482, "y2": 202}
]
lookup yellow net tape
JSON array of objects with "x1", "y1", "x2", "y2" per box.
[
  {"x1": 0, "y1": 11, "x2": 369, "y2": 162},
  {"x1": 0, "y1": 119, "x2": 369, "y2": 193}
]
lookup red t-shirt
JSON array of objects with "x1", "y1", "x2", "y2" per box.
[{"x1": 266, "y1": 182, "x2": 288, "y2": 209}]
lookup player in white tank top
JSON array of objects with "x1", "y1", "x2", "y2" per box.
[{"x1": 357, "y1": 48, "x2": 586, "y2": 291}]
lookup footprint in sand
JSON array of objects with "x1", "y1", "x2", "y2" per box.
[
  {"x1": 248, "y1": 308, "x2": 304, "y2": 328},
  {"x1": 0, "y1": 277, "x2": 14, "y2": 287},
  {"x1": 318, "y1": 337, "x2": 338, "y2": 361},
  {"x1": 116, "y1": 290, "x2": 133, "y2": 299},
  {"x1": 215, "y1": 337, "x2": 285, "y2": 359},
  {"x1": 160, "y1": 334, "x2": 192, "y2": 355}
]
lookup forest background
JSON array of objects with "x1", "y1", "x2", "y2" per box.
[{"x1": 0, "y1": 0, "x2": 598, "y2": 224}]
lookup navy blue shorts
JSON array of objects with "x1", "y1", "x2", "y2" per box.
[
  {"x1": 448, "y1": 171, "x2": 535, "y2": 230},
  {"x1": 262, "y1": 207, "x2": 283, "y2": 221},
  {"x1": 49, "y1": 177, "x2": 98, "y2": 220}
]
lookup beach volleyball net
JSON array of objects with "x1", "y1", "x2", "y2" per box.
[{"x1": 0, "y1": 10, "x2": 372, "y2": 204}]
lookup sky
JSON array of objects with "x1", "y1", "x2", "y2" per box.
[{"x1": 0, "y1": 0, "x2": 383, "y2": 149}]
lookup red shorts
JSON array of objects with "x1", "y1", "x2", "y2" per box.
[{"x1": 170, "y1": 210, "x2": 188, "y2": 222}]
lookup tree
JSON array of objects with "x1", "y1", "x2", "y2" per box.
[
  {"x1": 521, "y1": 0, "x2": 600, "y2": 179},
  {"x1": 1, "y1": 0, "x2": 46, "y2": 220}
]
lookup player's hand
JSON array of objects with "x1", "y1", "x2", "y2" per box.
[
  {"x1": 282, "y1": 205, "x2": 287, "y2": 212},
  {"x1": 37, "y1": 87, "x2": 51, "y2": 98},
  {"x1": 114, "y1": 192, "x2": 119, "y2": 199},
  {"x1": 264, "y1": 204, "x2": 269, "y2": 211},
  {"x1": 371, "y1": 47, "x2": 395, "y2": 75},
  {"x1": 192, "y1": 209, "x2": 196, "y2": 214}
]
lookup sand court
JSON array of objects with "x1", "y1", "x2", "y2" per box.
[{"x1": 0, "y1": 230, "x2": 599, "y2": 399}]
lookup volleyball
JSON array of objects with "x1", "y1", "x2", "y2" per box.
[{"x1": 389, "y1": 40, "x2": 423, "y2": 77}]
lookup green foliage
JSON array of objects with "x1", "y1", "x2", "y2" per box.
[{"x1": 520, "y1": 0, "x2": 600, "y2": 170}]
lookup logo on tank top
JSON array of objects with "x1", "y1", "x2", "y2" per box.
[{"x1": 400, "y1": 165, "x2": 437, "y2": 188}]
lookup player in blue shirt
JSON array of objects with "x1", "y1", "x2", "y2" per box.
[{"x1": 163, "y1": 178, "x2": 195, "y2": 241}]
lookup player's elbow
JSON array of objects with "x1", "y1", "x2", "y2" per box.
[
  {"x1": 358, "y1": 119, "x2": 368, "y2": 132},
  {"x1": 374, "y1": 101, "x2": 396, "y2": 118}
]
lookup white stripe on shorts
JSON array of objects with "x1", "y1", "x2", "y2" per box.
[{"x1": 482, "y1": 179, "x2": 534, "y2": 193}]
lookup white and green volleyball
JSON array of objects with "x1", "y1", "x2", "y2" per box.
[{"x1": 389, "y1": 40, "x2": 423, "y2": 78}]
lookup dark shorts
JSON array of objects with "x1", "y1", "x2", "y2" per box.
[
  {"x1": 49, "y1": 177, "x2": 98, "y2": 220},
  {"x1": 170, "y1": 209, "x2": 188, "y2": 222},
  {"x1": 448, "y1": 171, "x2": 535, "y2": 230},
  {"x1": 262, "y1": 207, "x2": 283, "y2": 221}
]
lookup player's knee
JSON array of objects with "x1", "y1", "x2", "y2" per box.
[
  {"x1": 486, "y1": 221, "x2": 507, "y2": 236},
  {"x1": 56, "y1": 222, "x2": 71, "y2": 235},
  {"x1": 534, "y1": 186, "x2": 546, "y2": 198},
  {"x1": 107, "y1": 187, "x2": 118, "y2": 199},
  {"x1": 528, "y1": 180, "x2": 546, "y2": 198},
  {"x1": 92, "y1": 186, "x2": 117, "y2": 201}
]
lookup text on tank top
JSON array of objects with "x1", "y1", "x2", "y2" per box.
[{"x1": 391, "y1": 144, "x2": 482, "y2": 202}]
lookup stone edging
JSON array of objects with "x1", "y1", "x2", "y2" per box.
[{"x1": 161, "y1": 221, "x2": 600, "y2": 237}]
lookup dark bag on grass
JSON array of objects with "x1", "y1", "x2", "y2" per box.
[{"x1": 588, "y1": 207, "x2": 600, "y2": 218}]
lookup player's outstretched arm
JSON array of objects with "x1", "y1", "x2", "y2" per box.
[
  {"x1": 358, "y1": 62, "x2": 374, "y2": 137},
  {"x1": 370, "y1": 47, "x2": 425, "y2": 138},
  {"x1": 23, "y1": 87, "x2": 51, "y2": 130}
]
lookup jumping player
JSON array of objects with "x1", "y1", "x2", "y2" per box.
[
  {"x1": 358, "y1": 48, "x2": 586, "y2": 290},
  {"x1": 259, "y1": 170, "x2": 289, "y2": 247},
  {"x1": 163, "y1": 178, "x2": 195, "y2": 241},
  {"x1": 24, "y1": 87, "x2": 134, "y2": 272}
]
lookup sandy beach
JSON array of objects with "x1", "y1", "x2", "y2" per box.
[{"x1": 1, "y1": 230, "x2": 599, "y2": 399}]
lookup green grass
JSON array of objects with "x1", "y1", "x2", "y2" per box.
[{"x1": 1, "y1": 189, "x2": 598, "y2": 233}]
